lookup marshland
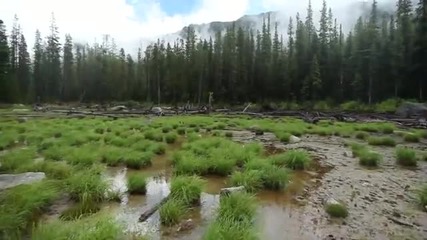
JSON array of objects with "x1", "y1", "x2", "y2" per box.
[{"x1": 0, "y1": 107, "x2": 426, "y2": 240}]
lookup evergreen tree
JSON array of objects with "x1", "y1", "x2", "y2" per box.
[
  {"x1": 45, "y1": 13, "x2": 61, "y2": 100},
  {"x1": 0, "y1": 20, "x2": 10, "y2": 102},
  {"x1": 33, "y1": 30, "x2": 43, "y2": 102},
  {"x1": 62, "y1": 34, "x2": 74, "y2": 101},
  {"x1": 17, "y1": 33, "x2": 30, "y2": 101}
]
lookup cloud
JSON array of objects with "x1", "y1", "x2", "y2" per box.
[
  {"x1": 0, "y1": 0, "x2": 402, "y2": 55},
  {"x1": 0, "y1": 0, "x2": 250, "y2": 54}
]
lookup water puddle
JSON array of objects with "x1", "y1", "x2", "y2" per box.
[{"x1": 102, "y1": 160, "x2": 326, "y2": 240}]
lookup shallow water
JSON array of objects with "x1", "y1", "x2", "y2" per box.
[{"x1": 102, "y1": 159, "x2": 323, "y2": 240}]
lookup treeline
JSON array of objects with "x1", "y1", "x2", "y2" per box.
[{"x1": 0, "y1": 0, "x2": 426, "y2": 104}]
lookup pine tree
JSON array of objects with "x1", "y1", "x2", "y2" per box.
[
  {"x1": 45, "y1": 13, "x2": 61, "y2": 100},
  {"x1": 413, "y1": 0, "x2": 427, "y2": 100},
  {"x1": 17, "y1": 33, "x2": 30, "y2": 101},
  {"x1": 33, "y1": 30, "x2": 43, "y2": 102},
  {"x1": 0, "y1": 20, "x2": 10, "y2": 102},
  {"x1": 62, "y1": 34, "x2": 74, "y2": 101}
]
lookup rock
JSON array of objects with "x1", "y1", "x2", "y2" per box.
[
  {"x1": 396, "y1": 102, "x2": 427, "y2": 118},
  {"x1": 220, "y1": 186, "x2": 245, "y2": 196},
  {"x1": 289, "y1": 135, "x2": 301, "y2": 144},
  {"x1": 151, "y1": 107, "x2": 163, "y2": 116},
  {"x1": 324, "y1": 197, "x2": 340, "y2": 206},
  {"x1": 0, "y1": 172, "x2": 46, "y2": 190},
  {"x1": 109, "y1": 105, "x2": 127, "y2": 111},
  {"x1": 177, "y1": 219, "x2": 195, "y2": 232}
]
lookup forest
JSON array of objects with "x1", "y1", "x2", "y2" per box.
[{"x1": 0, "y1": 0, "x2": 426, "y2": 106}]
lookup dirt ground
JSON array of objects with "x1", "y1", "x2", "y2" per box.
[{"x1": 233, "y1": 131, "x2": 427, "y2": 240}]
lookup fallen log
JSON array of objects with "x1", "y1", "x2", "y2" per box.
[{"x1": 139, "y1": 195, "x2": 170, "y2": 222}]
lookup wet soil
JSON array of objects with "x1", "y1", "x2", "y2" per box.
[{"x1": 233, "y1": 131, "x2": 427, "y2": 240}]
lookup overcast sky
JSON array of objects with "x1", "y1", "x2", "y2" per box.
[{"x1": 0, "y1": 0, "x2": 398, "y2": 54}]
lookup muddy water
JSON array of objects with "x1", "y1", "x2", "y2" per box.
[{"x1": 102, "y1": 159, "x2": 323, "y2": 240}]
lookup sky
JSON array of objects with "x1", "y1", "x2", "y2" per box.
[{"x1": 0, "y1": 0, "x2": 396, "y2": 54}]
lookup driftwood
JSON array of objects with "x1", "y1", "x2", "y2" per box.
[
  {"x1": 386, "y1": 216, "x2": 414, "y2": 228},
  {"x1": 139, "y1": 195, "x2": 170, "y2": 222}
]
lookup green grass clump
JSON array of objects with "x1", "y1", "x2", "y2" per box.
[
  {"x1": 358, "y1": 150, "x2": 382, "y2": 167},
  {"x1": 367, "y1": 137, "x2": 396, "y2": 147},
  {"x1": 270, "y1": 150, "x2": 312, "y2": 170},
  {"x1": 127, "y1": 173, "x2": 147, "y2": 195},
  {"x1": 148, "y1": 143, "x2": 166, "y2": 155},
  {"x1": 403, "y1": 133, "x2": 420, "y2": 143},
  {"x1": 350, "y1": 143, "x2": 367, "y2": 157},
  {"x1": 203, "y1": 217, "x2": 257, "y2": 240},
  {"x1": 101, "y1": 147, "x2": 123, "y2": 167},
  {"x1": 60, "y1": 202, "x2": 100, "y2": 221},
  {"x1": 177, "y1": 128, "x2": 186, "y2": 135},
  {"x1": 396, "y1": 147, "x2": 417, "y2": 167},
  {"x1": 124, "y1": 152, "x2": 153, "y2": 169},
  {"x1": 65, "y1": 168, "x2": 108, "y2": 203},
  {"x1": 65, "y1": 147, "x2": 102, "y2": 166},
  {"x1": 159, "y1": 199, "x2": 187, "y2": 226},
  {"x1": 0, "y1": 147, "x2": 37, "y2": 172},
  {"x1": 225, "y1": 132, "x2": 233, "y2": 138},
  {"x1": 162, "y1": 126, "x2": 172, "y2": 133},
  {"x1": 0, "y1": 181, "x2": 61, "y2": 238},
  {"x1": 213, "y1": 123, "x2": 226, "y2": 130},
  {"x1": 230, "y1": 170, "x2": 263, "y2": 192},
  {"x1": 355, "y1": 131, "x2": 369, "y2": 140},
  {"x1": 262, "y1": 165, "x2": 289, "y2": 190},
  {"x1": 28, "y1": 161, "x2": 73, "y2": 180},
  {"x1": 170, "y1": 175, "x2": 204, "y2": 205},
  {"x1": 218, "y1": 192, "x2": 257, "y2": 222},
  {"x1": 325, "y1": 203, "x2": 348, "y2": 218},
  {"x1": 418, "y1": 185, "x2": 427, "y2": 211},
  {"x1": 32, "y1": 214, "x2": 123, "y2": 240},
  {"x1": 276, "y1": 132, "x2": 291, "y2": 143},
  {"x1": 165, "y1": 133, "x2": 178, "y2": 144},
  {"x1": 173, "y1": 154, "x2": 209, "y2": 175}
]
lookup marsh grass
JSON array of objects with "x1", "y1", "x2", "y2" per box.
[
  {"x1": 270, "y1": 150, "x2": 312, "y2": 170},
  {"x1": 165, "y1": 133, "x2": 178, "y2": 144},
  {"x1": 325, "y1": 203, "x2": 348, "y2": 218},
  {"x1": 65, "y1": 168, "x2": 108, "y2": 203},
  {"x1": 218, "y1": 192, "x2": 257, "y2": 222},
  {"x1": 32, "y1": 214, "x2": 123, "y2": 240},
  {"x1": 396, "y1": 147, "x2": 417, "y2": 167},
  {"x1": 101, "y1": 146, "x2": 124, "y2": 167},
  {"x1": 355, "y1": 131, "x2": 369, "y2": 140},
  {"x1": 124, "y1": 152, "x2": 153, "y2": 169},
  {"x1": 418, "y1": 185, "x2": 427, "y2": 211},
  {"x1": 350, "y1": 143, "x2": 367, "y2": 157},
  {"x1": 225, "y1": 132, "x2": 233, "y2": 138},
  {"x1": 275, "y1": 132, "x2": 291, "y2": 143},
  {"x1": 0, "y1": 181, "x2": 61, "y2": 238},
  {"x1": 367, "y1": 137, "x2": 396, "y2": 147},
  {"x1": 127, "y1": 173, "x2": 147, "y2": 194},
  {"x1": 358, "y1": 150, "x2": 382, "y2": 167},
  {"x1": 403, "y1": 133, "x2": 420, "y2": 143},
  {"x1": 60, "y1": 202, "x2": 100, "y2": 221},
  {"x1": 230, "y1": 170, "x2": 263, "y2": 192},
  {"x1": 159, "y1": 199, "x2": 187, "y2": 226},
  {"x1": 0, "y1": 147, "x2": 37, "y2": 172},
  {"x1": 203, "y1": 218, "x2": 257, "y2": 240},
  {"x1": 170, "y1": 175, "x2": 204, "y2": 205},
  {"x1": 177, "y1": 128, "x2": 186, "y2": 135}
]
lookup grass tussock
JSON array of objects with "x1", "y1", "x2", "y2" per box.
[
  {"x1": 32, "y1": 214, "x2": 123, "y2": 240},
  {"x1": 396, "y1": 147, "x2": 417, "y2": 167},
  {"x1": 203, "y1": 217, "x2": 257, "y2": 240},
  {"x1": 159, "y1": 199, "x2": 187, "y2": 226},
  {"x1": 230, "y1": 170, "x2": 263, "y2": 192},
  {"x1": 270, "y1": 150, "x2": 312, "y2": 170},
  {"x1": 59, "y1": 202, "x2": 100, "y2": 221},
  {"x1": 124, "y1": 152, "x2": 153, "y2": 169},
  {"x1": 355, "y1": 131, "x2": 369, "y2": 140},
  {"x1": 418, "y1": 185, "x2": 427, "y2": 211},
  {"x1": 325, "y1": 203, "x2": 348, "y2": 218},
  {"x1": 165, "y1": 133, "x2": 178, "y2": 144},
  {"x1": 367, "y1": 136, "x2": 396, "y2": 147},
  {"x1": 127, "y1": 173, "x2": 147, "y2": 195},
  {"x1": 0, "y1": 181, "x2": 61, "y2": 238},
  {"x1": 65, "y1": 168, "x2": 108, "y2": 204},
  {"x1": 403, "y1": 133, "x2": 420, "y2": 143},
  {"x1": 170, "y1": 175, "x2": 205, "y2": 206},
  {"x1": 0, "y1": 147, "x2": 37, "y2": 172},
  {"x1": 358, "y1": 150, "x2": 382, "y2": 167},
  {"x1": 218, "y1": 192, "x2": 257, "y2": 223}
]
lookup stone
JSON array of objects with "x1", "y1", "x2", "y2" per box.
[
  {"x1": 151, "y1": 107, "x2": 163, "y2": 116},
  {"x1": 0, "y1": 172, "x2": 46, "y2": 190},
  {"x1": 220, "y1": 186, "x2": 245, "y2": 196},
  {"x1": 177, "y1": 219, "x2": 195, "y2": 232},
  {"x1": 324, "y1": 197, "x2": 340, "y2": 206},
  {"x1": 289, "y1": 135, "x2": 301, "y2": 144},
  {"x1": 109, "y1": 105, "x2": 127, "y2": 111},
  {"x1": 396, "y1": 102, "x2": 427, "y2": 118}
]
